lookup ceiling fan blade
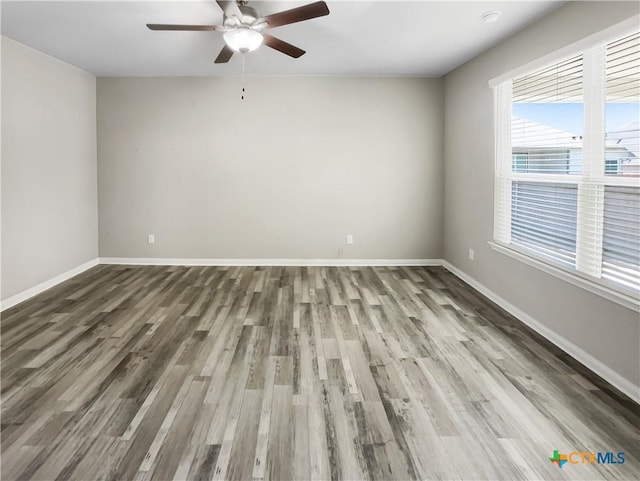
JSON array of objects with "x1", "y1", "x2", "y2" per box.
[
  {"x1": 263, "y1": 1, "x2": 329, "y2": 29},
  {"x1": 147, "y1": 24, "x2": 217, "y2": 31},
  {"x1": 214, "y1": 44, "x2": 234, "y2": 63},
  {"x1": 263, "y1": 34, "x2": 305, "y2": 58}
]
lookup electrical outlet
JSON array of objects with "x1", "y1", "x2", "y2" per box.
[
  {"x1": 148, "y1": 234, "x2": 155, "y2": 245},
  {"x1": 468, "y1": 248, "x2": 474, "y2": 261},
  {"x1": 346, "y1": 234, "x2": 354, "y2": 245},
  {"x1": 338, "y1": 248, "x2": 344, "y2": 258}
]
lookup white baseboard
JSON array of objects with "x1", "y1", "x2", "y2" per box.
[
  {"x1": 442, "y1": 261, "x2": 640, "y2": 404},
  {"x1": 1, "y1": 258, "x2": 100, "y2": 312},
  {"x1": 98, "y1": 257, "x2": 444, "y2": 267}
]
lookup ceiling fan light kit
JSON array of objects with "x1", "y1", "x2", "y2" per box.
[
  {"x1": 224, "y1": 27, "x2": 263, "y2": 53},
  {"x1": 146, "y1": 0, "x2": 330, "y2": 63}
]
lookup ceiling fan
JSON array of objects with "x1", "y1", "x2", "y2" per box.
[{"x1": 147, "y1": 0, "x2": 330, "y2": 63}]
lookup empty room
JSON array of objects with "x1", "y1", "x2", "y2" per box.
[{"x1": 1, "y1": 0, "x2": 639, "y2": 480}]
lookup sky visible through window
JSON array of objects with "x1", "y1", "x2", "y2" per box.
[{"x1": 513, "y1": 102, "x2": 639, "y2": 138}]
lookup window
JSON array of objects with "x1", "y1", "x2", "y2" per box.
[{"x1": 494, "y1": 30, "x2": 640, "y2": 300}]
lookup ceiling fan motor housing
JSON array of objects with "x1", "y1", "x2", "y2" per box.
[{"x1": 238, "y1": 4, "x2": 259, "y2": 23}]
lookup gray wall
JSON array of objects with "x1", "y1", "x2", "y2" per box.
[
  {"x1": 1, "y1": 37, "x2": 98, "y2": 300},
  {"x1": 443, "y1": 1, "x2": 640, "y2": 387},
  {"x1": 97, "y1": 77, "x2": 444, "y2": 260}
]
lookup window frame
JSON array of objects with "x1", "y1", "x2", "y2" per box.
[{"x1": 489, "y1": 18, "x2": 640, "y2": 312}]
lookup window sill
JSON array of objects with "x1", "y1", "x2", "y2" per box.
[{"x1": 489, "y1": 241, "x2": 640, "y2": 312}]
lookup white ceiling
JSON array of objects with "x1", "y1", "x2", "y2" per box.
[{"x1": 2, "y1": 1, "x2": 563, "y2": 77}]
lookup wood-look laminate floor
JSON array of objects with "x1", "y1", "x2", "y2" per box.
[{"x1": 1, "y1": 265, "x2": 638, "y2": 481}]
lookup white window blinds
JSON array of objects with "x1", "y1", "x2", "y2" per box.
[
  {"x1": 494, "y1": 29, "x2": 640, "y2": 297},
  {"x1": 603, "y1": 186, "x2": 640, "y2": 289},
  {"x1": 511, "y1": 181, "x2": 578, "y2": 267}
]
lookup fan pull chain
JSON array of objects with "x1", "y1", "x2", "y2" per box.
[{"x1": 241, "y1": 54, "x2": 246, "y2": 100}]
